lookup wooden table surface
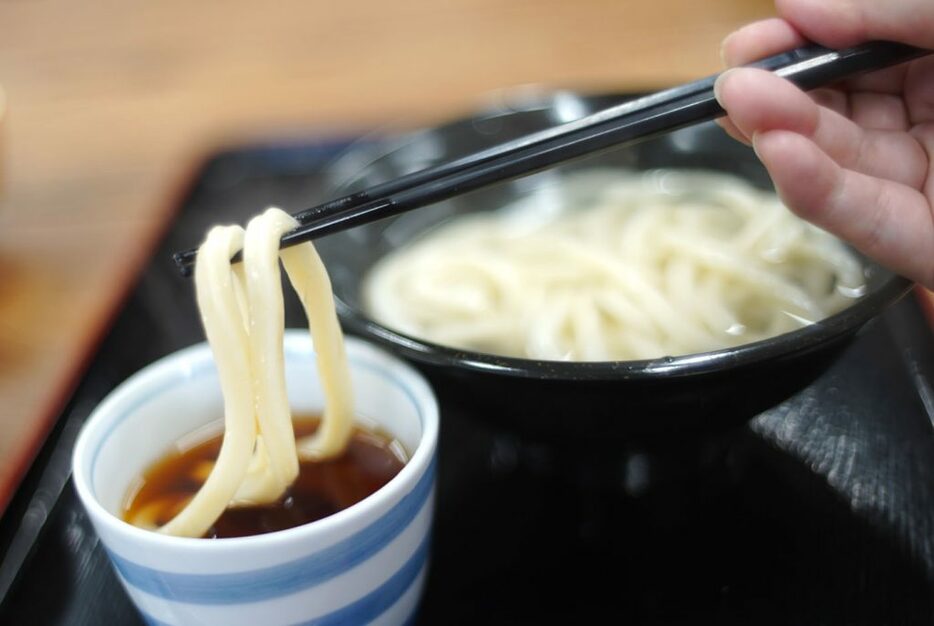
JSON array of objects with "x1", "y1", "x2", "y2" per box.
[{"x1": 0, "y1": 0, "x2": 902, "y2": 513}]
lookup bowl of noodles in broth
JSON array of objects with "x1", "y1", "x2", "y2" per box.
[{"x1": 315, "y1": 90, "x2": 912, "y2": 442}]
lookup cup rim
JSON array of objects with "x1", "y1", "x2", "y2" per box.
[{"x1": 72, "y1": 331, "x2": 439, "y2": 552}]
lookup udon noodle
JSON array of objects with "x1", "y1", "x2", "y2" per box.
[
  {"x1": 137, "y1": 208, "x2": 353, "y2": 538},
  {"x1": 363, "y1": 170, "x2": 866, "y2": 361}
]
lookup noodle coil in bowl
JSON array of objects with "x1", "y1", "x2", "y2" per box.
[{"x1": 315, "y1": 91, "x2": 912, "y2": 442}]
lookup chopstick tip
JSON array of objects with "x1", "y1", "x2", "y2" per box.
[{"x1": 174, "y1": 249, "x2": 196, "y2": 277}]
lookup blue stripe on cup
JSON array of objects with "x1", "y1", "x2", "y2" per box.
[
  {"x1": 137, "y1": 535, "x2": 429, "y2": 626},
  {"x1": 106, "y1": 454, "x2": 435, "y2": 604},
  {"x1": 295, "y1": 533, "x2": 429, "y2": 626}
]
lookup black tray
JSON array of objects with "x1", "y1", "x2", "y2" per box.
[{"x1": 1, "y1": 136, "x2": 932, "y2": 625}]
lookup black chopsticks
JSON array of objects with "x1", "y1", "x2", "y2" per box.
[{"x1": 173, "y1": 41, "x2": 928, "y2": 276}]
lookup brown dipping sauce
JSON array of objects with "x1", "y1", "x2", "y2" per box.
[{"x1": 122, "y1": 416, "x2": 407, "y2": 539}]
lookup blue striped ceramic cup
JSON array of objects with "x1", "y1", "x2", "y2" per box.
[{"x1": 73, "y1": 331, "x2": 439, "y2": 626}]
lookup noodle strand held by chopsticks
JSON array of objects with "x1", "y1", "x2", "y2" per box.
[
  {"x1": 363, "y1": 170, "x2": 866, "y2": 362},
  {"x1": 155, "y1": 208, "x2": 353, "y2": 538},
  {"x1": 159, "y1": 226, "x2": 255, "y2": 537},
  {"x1": 280, "y1": 236, "x2": 354, "y2": 461}
]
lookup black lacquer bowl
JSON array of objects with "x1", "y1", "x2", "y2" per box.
[{"x1": 315, "y1": 91, "x2": 913, "y2": 443}]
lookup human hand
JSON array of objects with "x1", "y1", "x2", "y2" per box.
[{"x1": 714, "y1": 0, "x2": 934, "y2": 288}]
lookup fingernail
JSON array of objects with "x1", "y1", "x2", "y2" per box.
[
  {"x1": 719, "y1": 33, "x2": 734, "y2": 67},
  {"x1": 751, "y1": 131, "x2": 763, "y2": 160},
  {"x1": 713, "y1": 68, "x2": 736, "y2": 107}
]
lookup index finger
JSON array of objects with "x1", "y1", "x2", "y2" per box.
[{"x1": 721, "y1": 18, "x2": 807, "y2": 67}]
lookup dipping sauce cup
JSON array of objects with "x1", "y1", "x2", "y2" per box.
[{"x1": 73, "y1": 331, "x2": 438, "y2": 626}]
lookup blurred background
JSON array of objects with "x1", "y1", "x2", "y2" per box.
[{"x1": 0, "y1": 0, "x2": 774, "y2": 502}]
